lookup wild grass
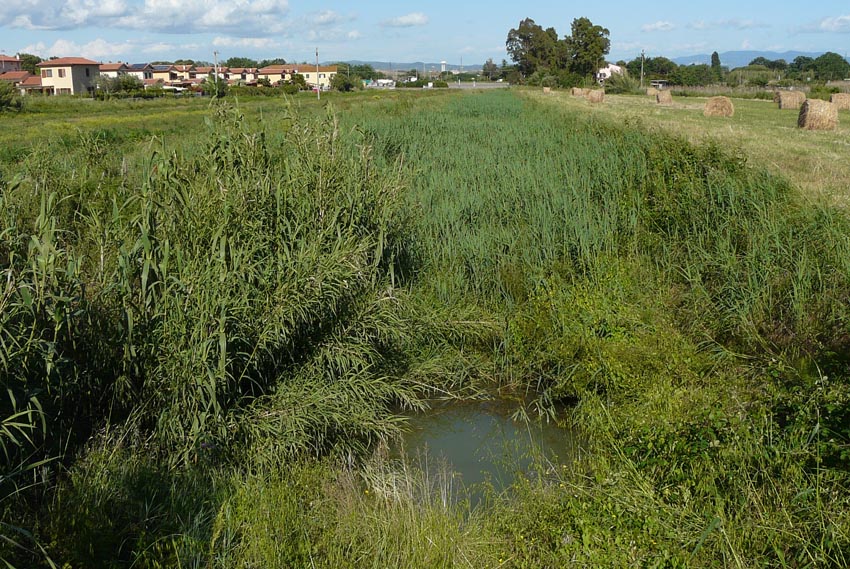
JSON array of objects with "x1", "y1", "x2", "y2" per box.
[{"x1": 2, "y1": 89, "x2": 850, "y2": 566}]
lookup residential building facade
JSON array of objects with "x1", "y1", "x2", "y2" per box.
[
  {"x1": 37, "y1": 57, "x2": 100, "y2": 95},
  {"x1": 99, "y1": 62, "x2": 128, "y2": 78},
  {"x1": 0, "y1": 55, "x2": 22, "y2": 73}
]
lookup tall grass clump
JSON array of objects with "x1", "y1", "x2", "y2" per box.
[
  {"x1": 339, "y1": 89, "x2": 850, "y2": 564},
  {"x1": 1, "y1": 100, "x2": 479, "y2": 565}
]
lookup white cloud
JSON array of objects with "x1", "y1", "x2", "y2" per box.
[
  {"x1": 1, "y1": 0, "x2": 131, "y2": 30},
  {"x1": 641, "y1": 21, "x2": 675, "y2": 32},
  {"x1": 688, "y1": 19, "x2": 767, "y2": 31},
  {"x1": 1, "y1": 0, "x2": 290, "y2": 34},
  {"x1": 741, "y1": 39, "x2": 753, "y2": 50},
  {"x1": 212, "y1": 36, "x2": 280, "y2": 49},
  {"x1": 381, "y1": 12, "x2": 428, "y2": 27},
  {"x1": 312, "y1": 9, "x2": 353, "y2": 26},
  {"x1": 122, "y1": 0, "x2": 290, "y2": 33},
  {"x1": 21, "y1": 37, "x2": 136, "y2": 59},
  {"x1": 798, "y1": 14, "x2": 850, "y2": 33},
  {"x1": 347, "y1": 30, "x2": 361, "y2": 40}
]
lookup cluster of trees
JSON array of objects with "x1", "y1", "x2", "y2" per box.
[
  {"x1": 504, "y1": 17, "x2": 610, "y2": 85},
  {"x1": 746, "y1": 52, "x2": 850, "y2": 81},
  {"x1": 619, "y1": 50, "x2": 850, "y2": 87},
  {"x1": 621, "y1": 54, "x2": 720, "y2": 86}
]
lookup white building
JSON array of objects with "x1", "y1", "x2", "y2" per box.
[{"x1": 596, "y1": 63, "x2": 623, "y2": 83}]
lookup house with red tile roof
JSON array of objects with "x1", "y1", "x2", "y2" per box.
[
  {"x1": 37, "y1": 57, "x2": 100, "y2": 95},
  {"x1": 151, "y1": 65, "x2": 178, "y2": 83},
  {"x1": 99, "y1": 62, "x2": 128, "y2": 78},
  {"x1": 288, "y1": 65, "x2": 338, "y2": 91},
  {"x1": 0, "y1": 54, "x2": 22, "y2": 73},
  {"x1": 226, "y1": 67, "x2": 258, "y2": 84},
  {"x1": 173, "y1": 64, "x2": 195, "y2": 80},
  {"x1": 19, "y1": 75, "x2": 47, "y2": 94}
]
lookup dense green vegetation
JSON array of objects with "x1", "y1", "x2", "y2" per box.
[{"x1": 2, "y1": 89, "x2": 850, "y2": 566}]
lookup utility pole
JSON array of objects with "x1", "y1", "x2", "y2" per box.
[
  {"x1": 640, "y1": 49, "x2": 645, "y2": 89},
  {"x1": 213, "y1": 50, "x2": 220, "y2": 98},
  {"x1": 316, "y1": 47, "x2": 320, "y2": 100}
]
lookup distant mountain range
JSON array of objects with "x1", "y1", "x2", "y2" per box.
[{"x1": 671, "y1": 50, "x2": 835, "y2": 68}]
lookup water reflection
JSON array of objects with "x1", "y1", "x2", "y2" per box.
[{"x1": 395, "y1": 397, "x2": 577, "y2": 499}]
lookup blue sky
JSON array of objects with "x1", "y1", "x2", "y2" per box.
[{"x1": 1, "y1": 0, "x2": 848, "y2": 65}]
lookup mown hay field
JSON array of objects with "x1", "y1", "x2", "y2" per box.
[{"x1": 525, "y1": 89, "x2": 850, "y2": 204}]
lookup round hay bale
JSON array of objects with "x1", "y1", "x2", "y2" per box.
[
  {"x1": 797, "y1": 99, "x2": 838, "y2": 130},
  {"x1": 543, "y1": 86, "x2": 551, "y2": 94},
  {"x1": 778, "y1": 90, "x2": 806, "y2": 110},
  {"x1": 571, "y1": 87, "x2": 589, "y2": 97},
  {"x1": 830, "y1": 92, "x2": 850, "y2": 111},
  {"x1": 646, "y1": 87, "x2": 658, "y2": 97},
  {"x1": 772, "y1": 91, "x2": 781, "y2": 103},
  {"x1": 704, "y1": 96, "x2": 734, "y2": 117},
  {"x1": 586, "y1": 90, "x2": 604, "y2": 103},
  {"x1": 656, "y1": 90, "x2": 673, "y2": 104}
]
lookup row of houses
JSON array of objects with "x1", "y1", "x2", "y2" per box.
[{"x1": 0, "y1": 54, "x2": 339, "y2": 96}]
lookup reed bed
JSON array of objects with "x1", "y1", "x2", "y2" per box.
[{"x1": 3, "y1": 90, "x2": 850, "y2": 567}]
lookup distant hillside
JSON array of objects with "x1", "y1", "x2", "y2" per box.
[{"x1": 672, "y1": 50, "x2": 828, "y2": 68}]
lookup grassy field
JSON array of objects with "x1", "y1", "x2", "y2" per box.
[
  {"x1": 525, "y1": 89, "x2": 850, "y2": 204},
  {"x1": 2, "y1": 88, "x2": 850, "y2": 567}
]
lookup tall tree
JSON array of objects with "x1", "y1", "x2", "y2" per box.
[
  {"x1": 813, "y1": 52, "x2": 850, "y2": 81},
  {"x1": 566, "y1": 17, "x2": 610, "y2": 77},
  {"x1": 482, "y1": 58, "x2": 499, "y2": 80},
  {"x1": 506, "y1": 18, "x2": 566, "y2": 76},
  {"x1": 18, "y1": 53, "x2": 42, "y2": 75},
  {"x1": 711, "y1": 51, "x2": 722, "y2": 81},
  {"x1": 224, "y1": 57, "x2": 258, "y2": 68}
]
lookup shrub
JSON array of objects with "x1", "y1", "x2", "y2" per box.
[
  {"x1": 604, "y1": 72, "x2": 641, "y2": 94},
  {"x1": 0, "y1": 80, "x2": 23, "y2": 112}
]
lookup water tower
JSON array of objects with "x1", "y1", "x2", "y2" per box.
[{"x1": 441, "y1": 60, "x2": 447, "y2": 73}]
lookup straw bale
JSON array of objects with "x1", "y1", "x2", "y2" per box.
[
  {"x1": 830, "y1": 92, "x2": 850, "y2": 111},
  {"x1": 646, "y1": 87, "x2": 658, "y2": 97},
  {"x1": 778, "y1": 90, "x2": 805, "y2": 110},
  {"x1": 797, "y1": 99, "x2": 838, "y2": 130},
  {"x1": 543, "y1": 87, "x2": 551, "y2": 94},
  {"x1": 656, "y1": 90, "x2": 673, "y2": 104},
  {"x1": 703, "y1": 96, "x2": 734, "y2": 117},
  {"x1": 772, "y1": 91, "x2": 781, "y2": 103},
  {"x1": 571, "y1": 87, "x2": 588, "y2": 96},
  {"x1": 586, "y1": 90, "x2": 604, "y2": 103}
]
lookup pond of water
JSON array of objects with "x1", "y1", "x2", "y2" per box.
[{"x1": 396, "y1": 397, "x2": 578, "y2": 498}]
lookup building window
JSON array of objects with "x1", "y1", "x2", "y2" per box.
[
  {"x1": 58, "y1": 69, "x2": 66, "y2": 78},
  {"x1": 319, "y1": 74, "x2": 325, "y2": 78},
  {"x1": 144, "y1": 72, "x2": 152, "y2": 79},
  {"x1": 42, "y1": 69, "x2": 53, "y2": 78},
  {"x1": 85, "y1": 68, "x2": 90, "y2": 77}
]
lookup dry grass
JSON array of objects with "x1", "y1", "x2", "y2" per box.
[
  {"x1": 798, "y1": 99, "x2": 838, "y2": 130},
  {"x1": 778, "y1": 91, "x2": 806, "y2": 110},
  {"x1": 704, "y1": 96, "x2": 734, "y2": 117},
  {"x1": 831, "y1": 93, "x2": 850, "y2": 111},
  {"x1": 526, "y1": 89, "x2": 850, "y2": 205},
  {"x1": 656, "y1": 90, "x2": 673, "y2": 105},
  {"x1": 586, "y1": 90, "x2": 604, "y2": 103},
  {"x1": 646, "y1": 87, "x2": 658, "y2": 97}
]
